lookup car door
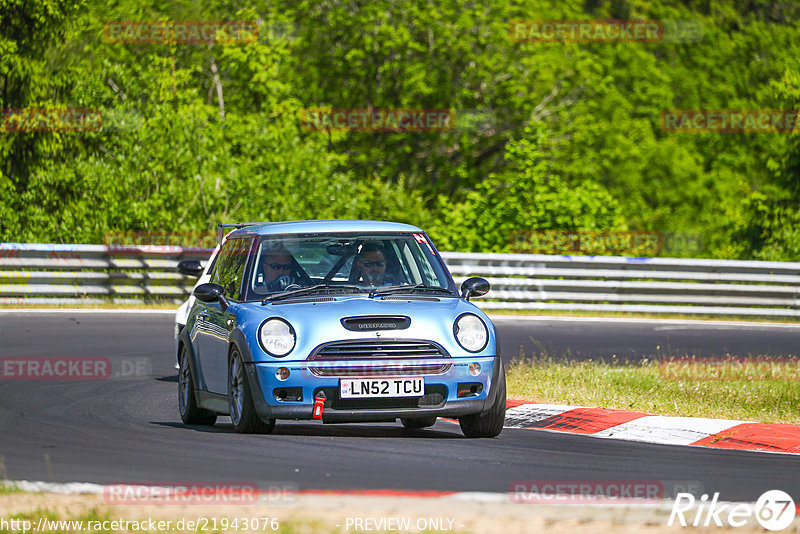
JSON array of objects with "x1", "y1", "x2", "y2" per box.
[{"x1": 195, "y1": 237, "x2": 253, "y2": 394}]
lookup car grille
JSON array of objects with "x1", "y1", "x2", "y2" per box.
[{"x1": 308, "y1": 339, "x2": 451, "y2": 377}]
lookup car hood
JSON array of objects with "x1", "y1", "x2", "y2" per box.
[{"x1": 234, "y1": 296, "x2": 496, "y2": 362}]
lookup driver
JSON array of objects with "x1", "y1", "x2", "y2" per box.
[
  {"x1": 353, "y1": 242, "x2": 395, "y2": 286},
  {"x1": 255, "y1": 244, "x2": 298, "y2": 292}
]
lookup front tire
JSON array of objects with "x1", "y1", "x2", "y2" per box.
[
  {"x1": 459, "y1": 365, "x2": 506, "y2": 438},
  {"x1": 178, "y1": 344, "x2": 217, "y2": 426},
  {"x1": 228, "y1": 346, "x2": 275, "y2": 434}
]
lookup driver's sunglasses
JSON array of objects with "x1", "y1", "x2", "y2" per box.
[
  {"x1": 359, "y1": 260, "x2": 386, "y2": 268},
  {"x1": 267, "y1": 263, "x2": 292, "y2": 271}
]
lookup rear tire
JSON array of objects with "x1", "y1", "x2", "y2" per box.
[
  {"x1": 459, "y1": 365, "x2": 506, "y2": 438},
  {"x1": 401, "y1": 417, "x2": 438, "y2": 429},
  {"x1": 178, "y1": 344, "x2": 217, "y2": 426},
  {"x1": 228, "y1": 346, "x2": 275, "y2": 434}
]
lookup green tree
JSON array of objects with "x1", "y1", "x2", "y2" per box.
[{"x1": 429, "y1": 123, "x2": 623, "y2": 252}]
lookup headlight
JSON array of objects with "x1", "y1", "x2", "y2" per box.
[
  {"x1": 454, "y1": 313, "x2": 488, "y2": 352},
  {"x1": 259, "y1": 318, "x2": 296, "y2": 357}
]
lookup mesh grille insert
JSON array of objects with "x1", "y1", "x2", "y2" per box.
[
  {"x1": 308, "y1": 339, "x2": 451, "y2": 377},
  {"x1": 309, "y1": 339, "x2": 448, "y2": 360}
]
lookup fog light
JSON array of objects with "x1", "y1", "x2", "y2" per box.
[
  {"x1": 457, "y1": 382, "x2": 483, "y2": 398},
  {"x1": 273, "y1": 387, "x2": 302, "y2": 402},
  {"x1": 469, "y1": 362, "x2": 481, "y2": 376},
  {"x1": 275, "y1": 367, "x2": 290, "y2": 381}
]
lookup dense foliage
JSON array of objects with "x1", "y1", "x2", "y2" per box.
[{"x1": 1, "y1": 0, "x2": 799, "y2": 259}]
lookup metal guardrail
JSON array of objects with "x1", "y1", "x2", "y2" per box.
[
  {"x1": 443, "y1": 252, "x2": 800, "y2": 317},
  {"x1": 0, "y1": 244, "x2": 210, "y2": 305},
  {"x1": 1, "y1": 244, "x2": 799, "y2": 317}
]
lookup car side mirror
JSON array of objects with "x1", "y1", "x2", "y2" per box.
[
  {"x1": 177, "y1": 259, "x2": 204, "y2": 277},
  {"x1": 194, "y1": 283, "x2": 229, "y2": 312},
  {"x1": 460, "y1": 277, "x2": 490, "y2": 300}
]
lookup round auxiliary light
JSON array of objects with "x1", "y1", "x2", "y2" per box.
[
  {"x1": 469, "y1": 362, "x2": 481, "y2": 376},
  {"x1": 259, "y1": 318, "x2": 296, "y2": 357},
  {"x1": 454, "y1": 313, "x2": 488, "y2": 353},
  {"x1": 275, "y1": 367, "x2": 290, "y2": 381}
]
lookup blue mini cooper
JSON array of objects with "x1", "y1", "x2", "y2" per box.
[{"x1": 176, "y1": 220, "x2": 505, "y2": 438}]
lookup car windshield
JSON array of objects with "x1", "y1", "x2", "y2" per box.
[{"x1": 247, "y1": 232, "x2": 454, "y2": 300}]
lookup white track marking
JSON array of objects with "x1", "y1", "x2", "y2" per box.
[
  {"x1": 594, "y1": 416, "x2": 751, "y2": 446},
  {"x1": 1, "y1": 480, "x2": 718, "y2": 511},
  {"x1": 503, "y1": 404, "x2": 582, "y2": 429},
  {"x1": 8, "y1": 480, "x2": 105, "y2": 494}
]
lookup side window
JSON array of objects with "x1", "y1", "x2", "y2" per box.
[
  {"x1": 390, "y1": 241, "x2": 417, "y2": 284},
  {"x1": 209, "y1": 238, "x2": 252, "y2": 301},
  {"x1": 403, "y1": 239, "x2": 440, "y2": 286}
]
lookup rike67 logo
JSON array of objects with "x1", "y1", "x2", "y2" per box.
[{"x1": 669, "y1": 490, "x2": 796, "y2": 531}]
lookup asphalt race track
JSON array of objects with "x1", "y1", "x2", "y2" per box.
[
  {"x1": 0, "y1": 311, "x2": 798, "y2": 502},
  {"x1": 3, "y1": 311, "x2": 799, "y2": 363},
  {"x1": 493, "y1": 316, "x2": 800, "y2": 361}
]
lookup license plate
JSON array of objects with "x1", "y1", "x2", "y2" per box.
[{"x1": 340, "y1": 377, "x2": 424, "y2": 398}]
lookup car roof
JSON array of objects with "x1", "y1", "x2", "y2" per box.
[{"x1": 228, "y1": 220, "x2": 424, "y2": 238}]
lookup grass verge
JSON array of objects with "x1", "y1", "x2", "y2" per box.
[
  {"x1": 506, "y1": 356, "x2": 800, "y2": 424},
  {"x1": 0, "y1": 457, "x2": 20, "y2": 495},
  {"x1": 0, "y1": 483, "x2": 21, "y2": 496},
  {"x1": 1, "y1": 490, "x2": 793, "y2": 534}
]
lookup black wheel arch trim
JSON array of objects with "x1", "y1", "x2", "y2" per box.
[
  {"x1": 481, "y1": 324, "x2": 504, "y2": 411},
  {"x1": 228, "y1": 329, "x2": 275, "y2": 421},
  {"x1": 178, "y1": 326, "x2": 207, "y2": 393}
]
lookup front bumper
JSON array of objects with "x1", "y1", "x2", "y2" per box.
[{"x1": 244, "y1": 355, "x2": 503, "y2": 423}]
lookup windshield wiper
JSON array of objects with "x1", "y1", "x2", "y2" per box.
[
  {"x1": 263, "y1": 284, "x2": 365, "y2": 303},
  {"x1": 369, "y1": 284, "x2": 453, "y2": 298}
]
